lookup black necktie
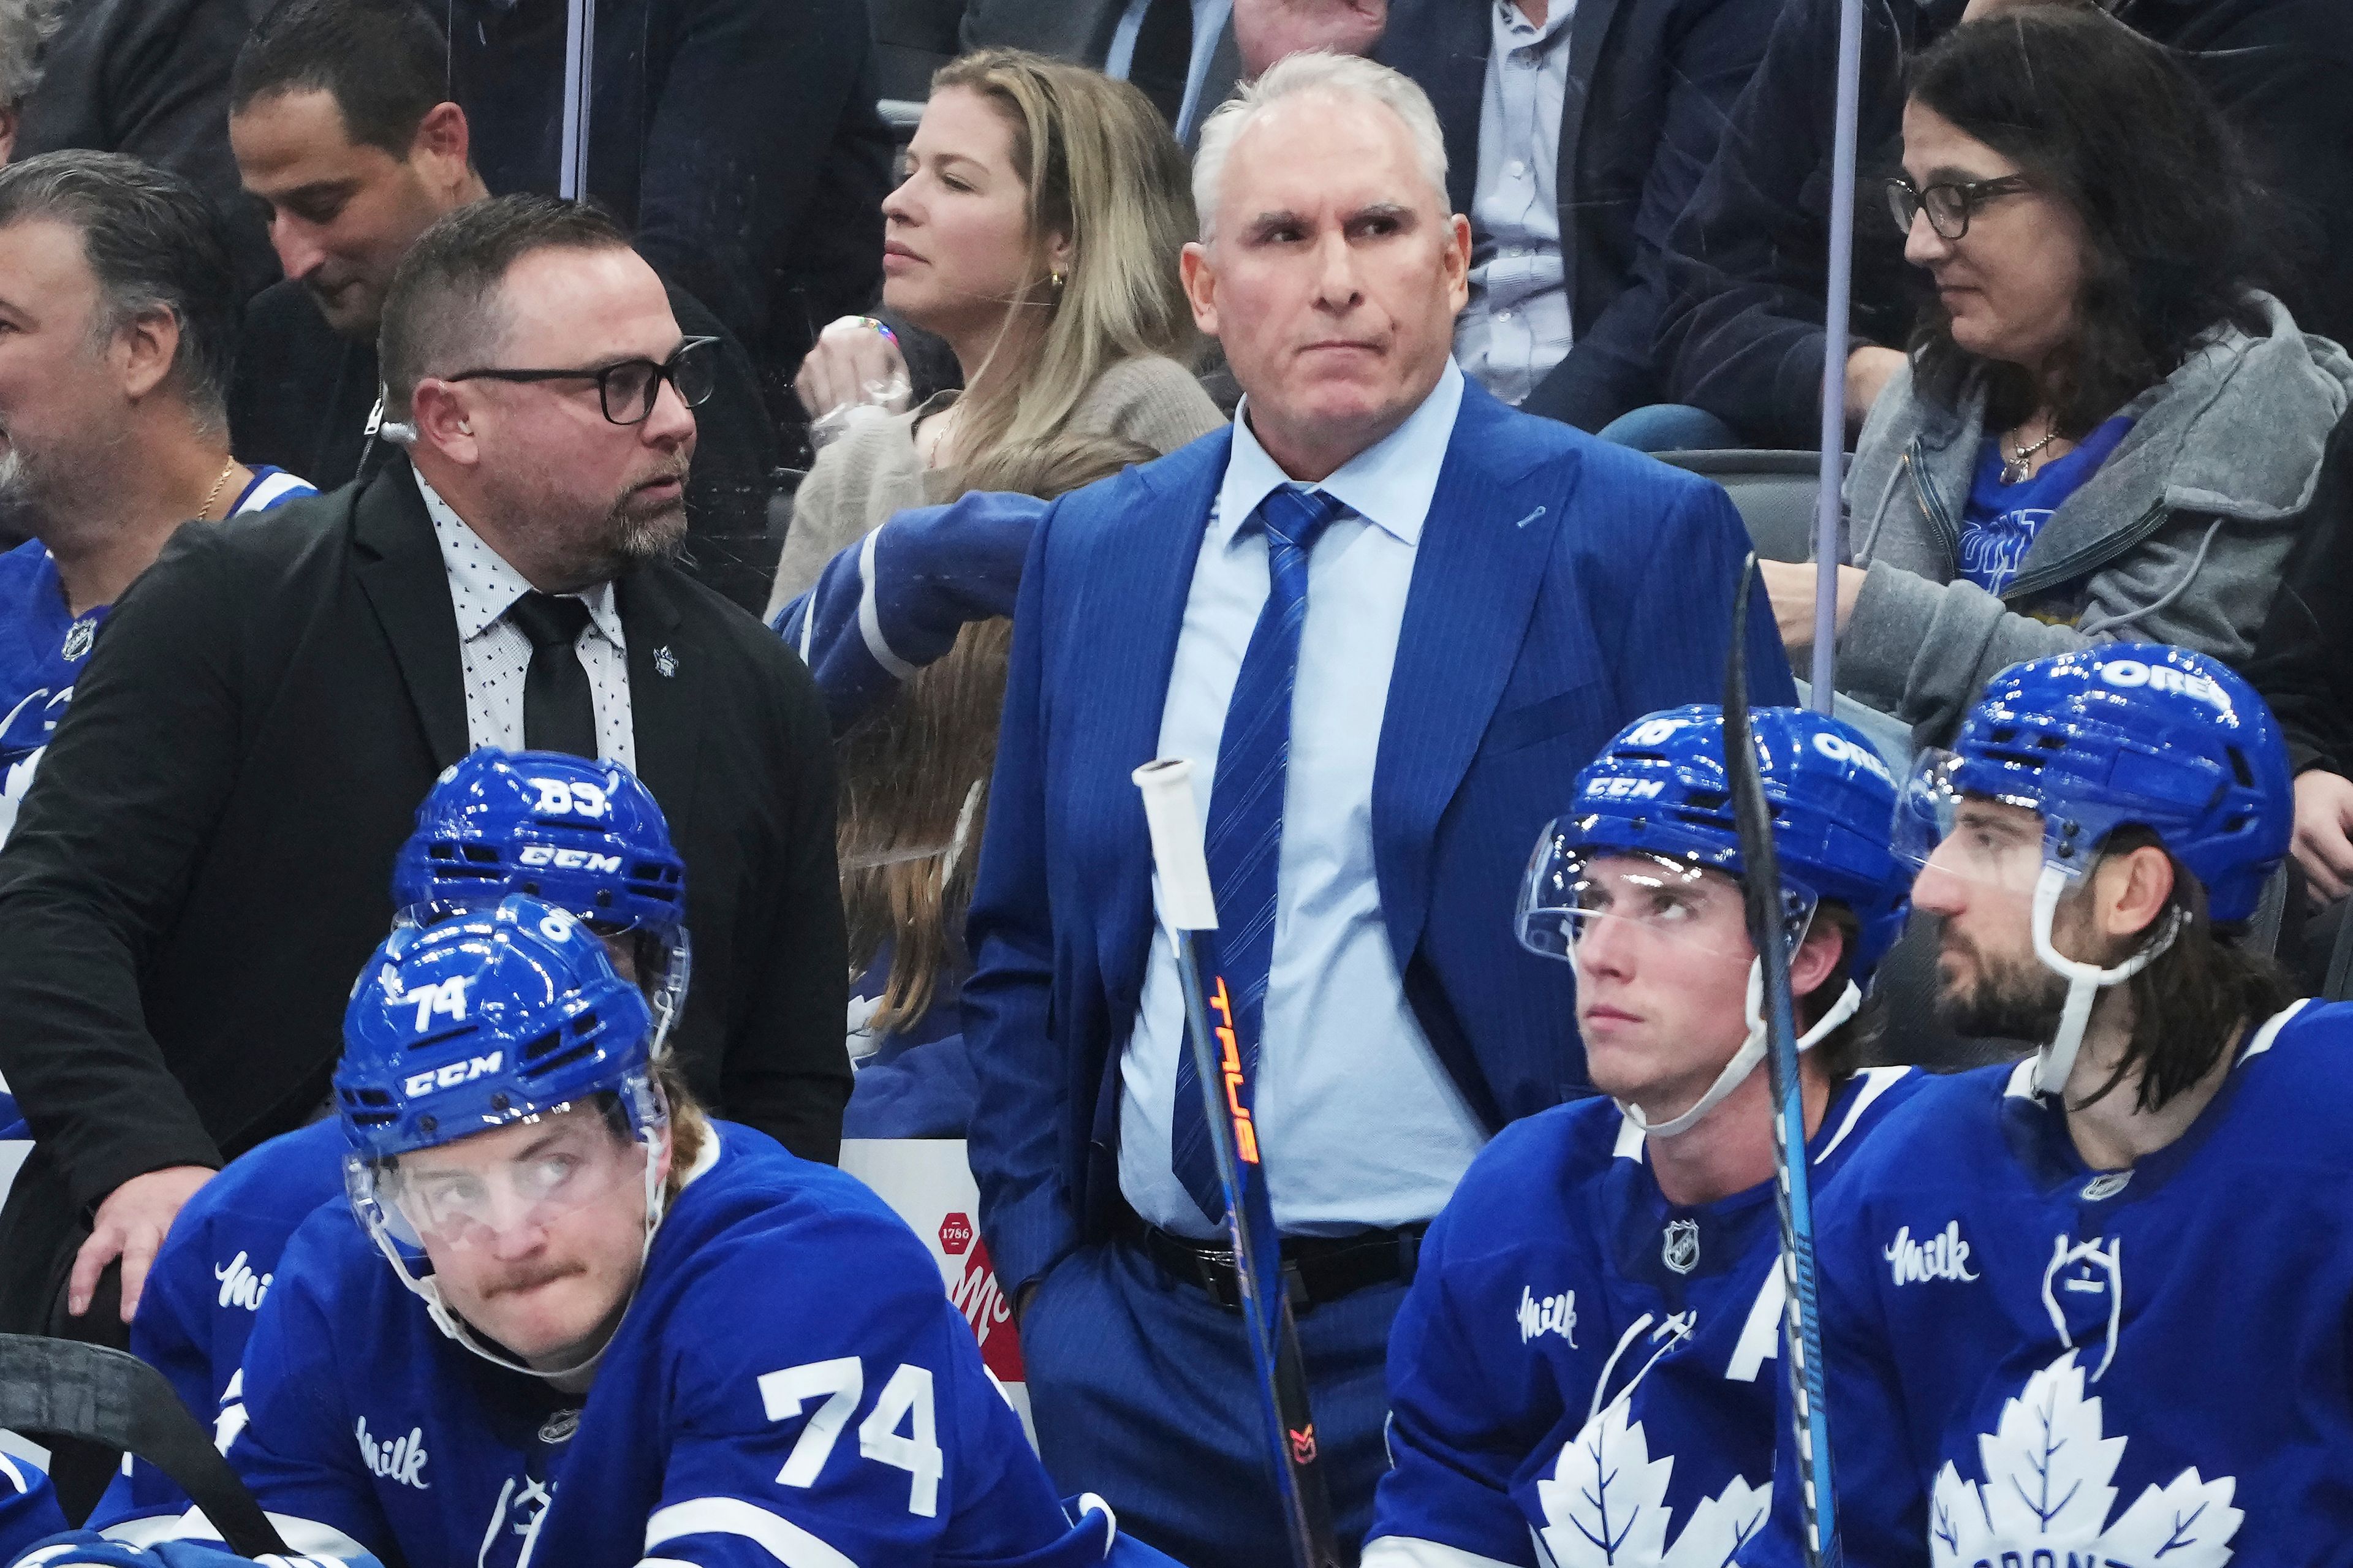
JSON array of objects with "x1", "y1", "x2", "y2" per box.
[
  {"x1": 507, "y1": 591, "x2": 598, "y2": 758},
  {"x1": 1129, "y1": 0, "x2": 1192, "y2": 128}
]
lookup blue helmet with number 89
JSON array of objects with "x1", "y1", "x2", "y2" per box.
[{"x1": 392, "y1": 749, "x2": 689, "y2": 1047}]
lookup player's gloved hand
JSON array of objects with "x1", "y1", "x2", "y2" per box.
[{"x1": 10, "y1": 1531, "x2": 384, "y2": 1568}]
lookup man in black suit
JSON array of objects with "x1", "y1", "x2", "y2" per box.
[
  {"x1": 1373, "y1": 0, "x2": 1781, "y2": 434},
  {"x1": 226, "y1": 0, "x2": 781, "y2": 613},
  {"x1": 961, "y1": 0, "x2": 1241, "y2": 145},
  {"x1": 0, "y1": 197, "x2": 847, "y2": 1355}
]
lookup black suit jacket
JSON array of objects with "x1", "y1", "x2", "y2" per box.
[
  {"x1": 0, "y1": 462, "x2": 848, "y2": 1331},
  {"x1": 959, "y1": 0, "x2": 1240, "y2": 145},
  {"x1": 1381, "y1": 0, "x2": 1779, "y2": 433}
]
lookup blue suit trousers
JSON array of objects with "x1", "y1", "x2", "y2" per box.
[{"x1": 1020, "y1": 1235, "x2": 1406, "y2": 1568}]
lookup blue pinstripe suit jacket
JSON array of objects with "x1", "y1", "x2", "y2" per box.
[{"x1": 963, "y1": 380, "x2": 1796, "y2": 1290}]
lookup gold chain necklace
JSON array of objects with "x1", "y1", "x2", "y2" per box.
[{"x1": 197, "y1": 458, "x2": 238, "y2": 521}]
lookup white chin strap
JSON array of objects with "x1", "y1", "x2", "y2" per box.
[
  {"x1": 2027, "y1": 863, "x2": 2185, "y2": 1099},
  {"x1": 1615, "y1": 960, "x2": 1862, "y2": 1140},
  {"x1": 368, "y1": 1127, "x2": 670, "y2": 1384}
]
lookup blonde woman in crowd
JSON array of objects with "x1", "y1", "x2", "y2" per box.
[{"x1": 767, "y1": 51, "x2": 1221, "y2": 612}]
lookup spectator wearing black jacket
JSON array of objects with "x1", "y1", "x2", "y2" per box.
[
  {"x1": 1374, "y1": 0, "x2": 1781, "y2": 433},
  {"x1": 1647, "y1": 0, "x2": 2353, "y2": 452},
  {"x1": 225, "y1": 0, "x2": 782, "y2": 612},
  {"x1": 447, "y1": 0, "x2": 891, "y2": 417}
]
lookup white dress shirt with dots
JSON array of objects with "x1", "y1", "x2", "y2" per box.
[{"x1": 417, "y1": 474, "x2": 636, "y2": 769}]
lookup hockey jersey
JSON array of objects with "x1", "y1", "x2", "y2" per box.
[
  {"x1": 88, "y1": 1121, "x2": 354, "y2": 1534},
  {"x1": 1367, "y1": 1067, "x2": 1921, "y2": 1568},
  {"x1": 1746, "y1": 1001, "x2": 2353, "y2": 1568},
  {"x1": 0, "y1": 468, "x2": 315, "y2": 843},
  {"x1": 0, "y1": 1453, "x2": 66, "y2": 1567},
  {"x1": 184, "y1": 1123, "x2": 1171, "y2": 1568}
]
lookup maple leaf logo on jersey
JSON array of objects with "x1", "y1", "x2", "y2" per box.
[
  {"x1": 1928, "y1": 1352, "x2": 2242, "y2": 1568},
  {"x1": 1533, "y1": 1396, "x2": 1768, "y2": 1567}
]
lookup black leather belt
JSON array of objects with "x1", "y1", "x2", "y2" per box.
[{"x1": 1116, "y1": 1204, "x2": 1425, "y2": 1314}]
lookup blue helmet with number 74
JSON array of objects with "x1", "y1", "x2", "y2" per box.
[{"x1": 335, "y1": 893, "x2": 658, "y2": 1167}]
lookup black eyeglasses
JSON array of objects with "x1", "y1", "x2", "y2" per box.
[
  {"x1": 1885, "y1": 175, "x2": 2034, "y2": 241},
  {"x1": 445, "y1": 336, "x2": 721, "y2": 425}
]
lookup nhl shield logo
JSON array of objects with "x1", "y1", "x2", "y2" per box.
[
  {"x1": 1662, "y1": 1219, "x2": 1700, "y2": 1275},
  {"x1": 61, "y1": 618, "x2": 97, "y2": 661}
]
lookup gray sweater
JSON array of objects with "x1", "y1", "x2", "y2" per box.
[{"x1": 1835, "y1": 292, "x2": 2353, "y2": 746}]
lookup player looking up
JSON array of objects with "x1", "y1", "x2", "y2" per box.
[
  {"x1": 1363, "y1": 705, "x2": 1919, "y2": 1568},
  {"x1": 1746, "y1": 644, "x2": 2347, "y2": 1566},
  {"x1": 89, "y1": 751, "x2": 694, "y2": 1537},
  {"x1": 30, "y1": 896, "x2": 1175, "y2": 1568}
]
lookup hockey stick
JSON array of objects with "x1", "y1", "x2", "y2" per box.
[
  {"x1": 1723, "y1": 558, "x2": 1844, "y2": 1568},
  {"x1": 1132, "y1": 760, "x2": 1343, "y2": 1568},
  {"x1": 0, "y1": 1334, "x2": 290, "y2": 1558}
]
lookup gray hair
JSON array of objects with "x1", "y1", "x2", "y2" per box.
[
  {"x1": 1191, "y1": 50, "x2": 1449, "y2": 244},
  {"x1": 0, "y1": 0, "x2": 59, "y2": 108}
]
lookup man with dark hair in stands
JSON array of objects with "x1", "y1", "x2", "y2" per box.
[
  {"x1": 0, "y1": 197, "x2": 848, "y2": 1455},
  {"x1": 225, "y1": 0, "x2": 782, "y2": 612},
  {"x1": 1639, "y1": 0, "x2": 2353, "y2": 453}
]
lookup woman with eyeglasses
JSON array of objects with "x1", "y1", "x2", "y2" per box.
[
  {"x1": 1760, "y1": 7, "x2": 2353, "y2": 748},
  {"x1": 765, "y1": 51, "x2": 1223, "y2": 615}
]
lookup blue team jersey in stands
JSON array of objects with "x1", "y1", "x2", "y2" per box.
[
  {"x1": 1370, "y1": 1067, "x2": 1921, "y2": 1568},
  {"x1": 1747, "y1": 1001, "x2": 2353, "y2": 1568},
  {"x1": 0, "y1": 1452, "x2": 67, "y2": 1566},
  {"x1": 89, "y1": 1121, "x2": 352, "y2": 1532},
  {"x1": 196, "y1": 1122, "x2": 1159, "y2": 1568},
  {"x1": 0, "y1": 466, "x2": 316, "y2": 842}
]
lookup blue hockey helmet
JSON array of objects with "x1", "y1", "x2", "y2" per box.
[
  {"x1": 1903, "y1": 643, "x2": 2290, "y2": 925},
  {"x1": 335, "y1": 892, "x2": 659, "y2": 1168},
  {"x1": 1520, "y1": 705, "x2": 1912, "y2": 980},
  {"x1": 392, "y1": 749, "x2": 689, "y2": 1045}
]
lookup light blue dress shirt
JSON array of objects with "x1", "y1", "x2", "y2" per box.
[
  {"x1": 1118, "y1": 361, "x2": 1490, "y2": 1240},
  {"x1": 1453, "y1": 0, "x2": 1578, "y2": 407},
  {"x1": 1102, "y1": 0, "x2": 1235, "y2": 144}
]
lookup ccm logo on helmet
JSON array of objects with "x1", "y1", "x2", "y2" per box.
[
  {"x1": 1811, "y1": 730, "x2": 1893, "y2": 782},
  {"x1": 2097, "y1": 659, "x2": 2228, "y2": 709},
  {"x1": 402, "y1": 1053, "x2": 503, "y2": 1098},
  {"x1": 1585, "y1": 776, "x2": 1666, "y2": 801},
  {"x1": 518, "y1": 845, "x2": 624, "y2": 874}
]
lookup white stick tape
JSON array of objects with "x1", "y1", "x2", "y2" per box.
[{"x1": 1132, "y1": 759, "x2": 1219, "y2": 932}]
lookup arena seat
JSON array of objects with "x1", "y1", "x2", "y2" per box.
[{"x1": 1654, "y1": 449, "x2": 1825, "y2": 564}]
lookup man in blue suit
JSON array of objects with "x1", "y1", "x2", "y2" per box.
[{"x1": 963, "y1": 51, "x2": 1794, "y2": 1567}]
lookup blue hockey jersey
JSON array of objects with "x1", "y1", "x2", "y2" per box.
[
  {"x1": 88, "y1": 1121, "x2": 352, "y2": 1533},
  {"x1": 198, "y1": 1121, "x2": 1172, "y2": 1568},
  {"x1": 1746, "y1": 1001, "x2": 2353, "y2": 1568},
  {"x1": 0, "y1": 468, "x2": 314, "y2": 843},
  {"x1": 1367, "y1": 1067, "x2": 1920, "y2": 1568},
  {"x1": 0, "y1": 1452, "x2": 66, "y2": 1566}
]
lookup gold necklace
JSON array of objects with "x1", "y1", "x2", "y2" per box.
[{"x1": 197, "y1": 458, "x2": 238, "y2": 520}]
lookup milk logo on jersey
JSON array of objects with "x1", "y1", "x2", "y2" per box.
[
  {"x1": 1927, "y1": 1352, "x2": 2242, "y2": 1568},
  {"x1": 1517, "y1": 1285, "x2": 1578, "y2": 1347},
  {"x1": 0, "y1": 684, "x2": 69, "y2": 765},
  {"x1": 1885, "y1": 1221, "x2": 1979, "y2": 1286},
  {"x1": 1535, "y1": 1395, "x2": 1768, "y2": 1567},
  {"x1": 355, "y1": 1415, "x2": 431, "y2": 1490},
  {"x1": 1662, "y1": 1219, "x2": 1699, "y2": 1275},
  {"x1": 214, "y1": 1249, "x2": 272, "y2": 1311}
]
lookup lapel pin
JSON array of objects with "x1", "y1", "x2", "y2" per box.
[{"x1": 653, "y1": 646, "x2": 678, "y2": 678}]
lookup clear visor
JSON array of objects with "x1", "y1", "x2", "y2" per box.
[
  {"x1": 1518, "y1": 824, "x2": 1815, "y2": 962},
  {"x1": 1896, "y1": 750, "x2": 2066, "y2": 893},
  {"x1": 350, "y1": 1096, "x2": 659, "y2": 1253}
]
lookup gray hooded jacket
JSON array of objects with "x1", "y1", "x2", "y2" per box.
[{"x1": 1833, "y1": 292, "x2": 2353, "y2": 744}]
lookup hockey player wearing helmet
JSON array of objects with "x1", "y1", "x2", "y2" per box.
[
  {"x1": 1748, "y1": 645, "x2": 2353, "y2": 1567},
  {"x1": 17, "y1": 896, "x2": 1181, "y2": 1568},
  {"x1": 1363, "y1": 705, "x2": 1920, "y2": 1568},
  {"x1": 85, "y1": 752, "x2": 705, "y2": 1537}
]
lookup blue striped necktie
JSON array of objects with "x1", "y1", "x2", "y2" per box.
[{"x1": 1170, "y1": 485, "x2": 1348, "y2": 1223}]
